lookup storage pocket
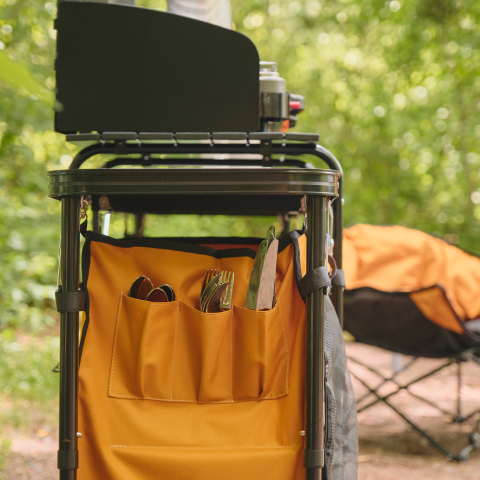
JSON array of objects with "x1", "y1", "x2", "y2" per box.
[
  {"x1": 109, "y1": 294, "x2": 179, "y2": 400},
  {"x1": 171, "y1": 303, "x2": 233, "y2": 403},
  {"x1": 109, "y1": 294, "x2": 289, "y2": 403},
  {"x1": 232, "y1": 302, "x2": 289, "y2": 400}
]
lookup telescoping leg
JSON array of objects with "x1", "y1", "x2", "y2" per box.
[
  {"x1": 314, "y1": 145, "x2": 344, "y2": 328},
  {"x1": 58, "y1": 196, "x2": 81, "y2": 480},
  {"x1": 305, "y1": 195, "x2": 327, "y2": 480}
]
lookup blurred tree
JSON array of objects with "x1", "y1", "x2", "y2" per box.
[
  {"x1": 232, "y1": 0, "x2": 480, "y2": 249},
  {"x1": 0, "y1": 0, "x2": 479, "y2": 331},
  {"x1": 0, "y1": 0, "x2": 67, "y2": 331},
  {"x1": 0, "y1": 50, "x2": 53, "y2": 104}
]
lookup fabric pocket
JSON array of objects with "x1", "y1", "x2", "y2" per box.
[
  {"x1": 109, "y1": 294, "x2": 289, "y2": 403},
  {"x1": 109, "y1": 295, "x2": 179, "y2": 401},
  {"x1": 232, "y1": 302, "x2": 289, "y2": 400}
]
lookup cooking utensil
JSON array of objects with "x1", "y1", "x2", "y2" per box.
[
  {"x1": 200, "y1": 273, "x2": 221, "y2": 311},
  {"x1": 205, "y1": 282, "x2": 229, "y2": 313},
  {"x1": 201, "y1": 269, "x2": 219, "y2": 299},
  {"x1": 146, "y1": 287, "x2": 169, "y2": 303},
  {"x1": 244, "y1": 240, "x2": 268, "y2": 309},
  {"x1": 266, "y1": 225, "x2": 276, "y2": 247},
  {"x1": 159, "y1": 284, "x2": 176, "y2": 302},
  {"x1": 199, "y1": 270, "x2": 234, "y2": 312},
  {"x1": 244, "y1": 226, "x2": 276, "y2": 309},
  {"x1": 128, "y1": 276, "x2": 154, "y2": 300},
  {"x1": 256, "y1": 238, "x2": 278, "y2": 310},
  {"x1": 201, "y1": 279, "x2": 225, "y2": 312},
  {"x1": 220, "y1": 272, "x2": 234, "y2": 311}
]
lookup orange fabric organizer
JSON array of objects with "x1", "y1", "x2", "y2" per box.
[{"x1": 78, "y1": 233, "x2": 308, "y2": 480}]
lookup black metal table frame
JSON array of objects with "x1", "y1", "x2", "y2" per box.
[{"x1": 52, "y1": 140, "x2": 344, "y2": 480}]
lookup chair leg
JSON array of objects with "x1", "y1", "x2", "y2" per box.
[
  {"x1": 352, "y1": 356, "x2": 418, "y2": 405},
  {"x1": 454, "y1": 360, "x2": 463, "y2": 422},
  {"x1": 349, "y1": 370, "x2": 458, "y2": 460},
  {"x1": 349, "y1": 356, "x2": 453, "y2": 415},
  {"x1": 455, "y1": 418, "x2": 480, "y2": 461},
  {"x1": 350, "y1": 355, "x2": 480, "y2": 461}
]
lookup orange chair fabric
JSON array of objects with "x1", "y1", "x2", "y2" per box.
[
  {"x1": 343, "y1": 224, "x2": 480, "y2": 334},
  {"x1": 78, "y1": 233, "x2": 308, "y2": 480}
]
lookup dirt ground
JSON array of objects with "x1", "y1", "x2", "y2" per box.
[
  {"x1": 2, "y1": 343, "x2": 480, "y2": 480},
  {"x1": 349, "y1": 343, "x2": 480, "y2": 480}
]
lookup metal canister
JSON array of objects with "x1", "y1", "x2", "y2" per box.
[{"x1": 259, "y1": 62, "x2": 289, "y2": 132}]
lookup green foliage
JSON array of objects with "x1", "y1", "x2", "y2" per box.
[
  {"x1": 233, "y1": 0, "x2": 480, "y2": 249},
  {"x1": 0, "y1": 328, "x2": 59, "y2": 434},
  {"x1": 0, "y1": 328, "x2": 59, "y2": 405},
  {"x1": 0, "y1": 0, "x2": 480, "y2": 334},
  {"x1": 0, "y1": 50, "x2": 53, "y2": 105},
  {"x1": 0, "y1": 438, "x2": 11, "y2": 473},
  {"x1": 108, "y1": 212, "x2": 282, "y2": 239},
  {"x1": 0, "y1": 0, "x2": 70, "y2": 331}
]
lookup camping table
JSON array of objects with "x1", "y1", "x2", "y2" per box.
[{"x1": 48, "y1": 139, "x2": 342, "y2": 480}]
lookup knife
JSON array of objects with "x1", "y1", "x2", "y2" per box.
[
  {"x1": 255, "y1": 238, "x2": 278, "y2": 310},
  {"x1": 244, "y1": 226, "x2": 276, "y2": 310}
]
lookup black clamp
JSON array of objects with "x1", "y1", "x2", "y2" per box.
[
  {"x1": 260, "y1": 139, "x2": 274, "y2": 164},
  {"x1": 58, "y1": 450, "x2": 78, "y2": 470},
  {"x1": 113, "y1": 139, "x2": 129, "y2": 154},
  {"x1": 304, "y1": 448, "x2": 324, "y2": 468},
  {"x1": 55, "y1": 290, "x2": 86, "y2": 313},
  {"x1": 331, "y1": 269, "x2": 345, "y2": 288},
  {"x1": 298, "y1": 266, "x2": 330, "y2": 299}
]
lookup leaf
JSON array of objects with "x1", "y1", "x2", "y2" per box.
[{"x1": 0, "y1": 50, "x2": 54, "y2": 105}]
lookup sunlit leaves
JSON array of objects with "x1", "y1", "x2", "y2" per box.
[
  {"x1": 0, "y1": 0, "x2": 63, "y2": 331},
  {"x1": 0, "y1": 51, "x2": 53, "y2": 104},
  {"x1": 233, "y1": 0, "x2": 480, "y2": 249},
  {"x1": 0, "y1": 0, "x2": 479, "y2": 331}
]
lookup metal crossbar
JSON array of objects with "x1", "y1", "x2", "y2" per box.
[
  {"x1": 349, "y1": 353, "x2": 480, "y2": 461},
  {"x1": 349, "y1": 356, "x2": 455, "y2": 415}
]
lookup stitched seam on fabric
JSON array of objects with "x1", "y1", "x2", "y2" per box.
[
  {"x1": 170, "y1": 301, "x2": 179, "y2": 401},
  {"x1": 108, "y1": 393, "x2": 288, "y2": 402},
  {"x1": 109, "y1": 294, "x2": 123, "y2": 396},
  {"x1": 123, "y1": 296, "x2": 178, "y2": 307},
  {"x1": 109, "y1": 393, "x2": 144, "y2": 399},
  {"x1": 278, "y1": 300, "x2": 290, "y2": 393},
  {"x1": 110, "y1": 444, "x2": 300, "y2": 450}
]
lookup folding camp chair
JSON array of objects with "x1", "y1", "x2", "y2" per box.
[
  {"x1": 342, "y1": 224, "x2": 480, "y2": 461},
  {"x1": 48, "y1": 3, "x2": 358, "y2": 480}
]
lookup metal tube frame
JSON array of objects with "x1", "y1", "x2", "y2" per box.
[
  {"x1": 58, "y1": 141, "x2": 342, "y2": 479},
  {"x1": 59, "y1": 196, "x2": 81, "y2": 480},
  {"x1": 305, "y1": 195, "x2": 327, "y2": 478},
  {"x1": 70, "y1": 141, "x2": 344, "y2": 325},
  {"x1": 101, "y1": 156, "x2": 312, "y2": 169}
]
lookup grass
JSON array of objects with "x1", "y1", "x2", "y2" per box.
[
  {"x1": 0, "y1": 438, "x2": 11, "y2": 473},
  {"x1": 0, "y1": 328, "x2": 59, "y2": 451}
]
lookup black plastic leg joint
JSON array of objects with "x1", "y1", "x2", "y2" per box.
[
  {"x1": 304, "y1": 448, "x2": 324, "y2": 468},
  {"x1": 57, "y1": 450, "x2": 78, "y2": 470},
  {"x1": 56, "y1": 289, "x2": 86, "y2": 313}
]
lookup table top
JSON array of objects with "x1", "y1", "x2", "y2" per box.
[
  {"x1": 48, "y1": 167, "x2": 339, "y2": 216},
  {"x1": 48, "y1": 167, "x2": 339, "y2": 198}
]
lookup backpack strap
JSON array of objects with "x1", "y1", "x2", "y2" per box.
[{"x1": 298, "y1": 266, "x2": 331, "y2": 299}]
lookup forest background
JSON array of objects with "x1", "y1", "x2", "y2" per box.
[{"x1": 0, "y1": 0, "x2": 480, "y2": 469}]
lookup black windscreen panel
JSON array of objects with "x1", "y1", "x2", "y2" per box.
[{"x1": 55, "y1": 2, "x2": 260, "y2": 134}]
